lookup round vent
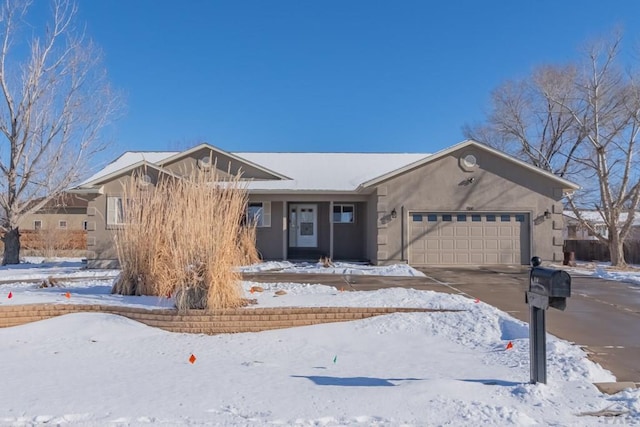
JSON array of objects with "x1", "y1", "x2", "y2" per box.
[{"x1": 462, "y1": 154, "x2": 477, "y2": 168}]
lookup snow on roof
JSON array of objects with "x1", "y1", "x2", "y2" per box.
[
  {"x1": 80, "y1": 151, "x2": 177, "y2": 186},
  {"x1": 79, "y1": 150, "x2": 430, "y2": 192},
  {"x1": 564, "y1": 210, "x2": 640, "y2": 226},
  {"x1": 235, "y1": 152, "x2": 429, "y2": 191}
]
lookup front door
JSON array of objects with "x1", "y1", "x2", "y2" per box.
[{"x1": 289, "y1": 204, "x2": 317, "y2": 247}]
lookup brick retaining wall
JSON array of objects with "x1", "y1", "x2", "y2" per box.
[{"x1": 0, "y1": 304, "x2": 450, "y2": 334}]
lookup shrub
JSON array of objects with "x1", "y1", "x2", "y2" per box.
[{"x1": 111, "y1": 167, "x2": 256, "y2": 310}]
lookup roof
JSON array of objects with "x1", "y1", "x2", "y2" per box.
[
  {"x1": 360, "y1": 140, "x2": 580, "y2": 190},
  {"x1": 235, "y1": 152, "x2": 428, "y2": 191},
  {"x1": 563, "y1": 210, "x2": 640, "y2": 226},
  {"x1": 75, "y1": 140, "x2": 579, "y2": 193},
  {"x1": 78, "y1": 149, "x2": 429, "y2": 192},
  {"x1": 80, "y1": 152, "x2": 176, "y2": 186}
]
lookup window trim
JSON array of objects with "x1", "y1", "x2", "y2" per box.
[
  {"x1": 247, "y1": 201, "x2": 271, "y2": 228},
  {"x1": 332, "y1": 204, "x2": 355, "y2": 224},
  {"x1": 34, "y1": 220, "x2": 42, "y2": 230},
  {"x1": 106, "y1": 196, "x2": 125, "y2": 227}
]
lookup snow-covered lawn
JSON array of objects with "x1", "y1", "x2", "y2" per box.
[{"x1": 0, "y1": 258, "x2": 639, "y2": 425}]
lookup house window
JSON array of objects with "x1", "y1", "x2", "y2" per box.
[
  {"x1": 333, "y1": 204, "x2": 354, "y2": 223},
  {"x1": 501, "y1": 214, "x2": 511, "y2": 222},
  {"x1": 58, "y1": 220, "x2": 67, "y2": 229},
  {"x1": 427, "y1": 214, "x2": 438, "y2": 222},
  {"x1": 515, "y1": 214, "x2": 525, "y2": 222},
  {"x1": 442, "y1": 214, "x2": 452, "y2": 222},
  {"x1": 34, "y1": 220, "x2": 42, "y2": 230},
  {"x1": 412, "y1": 214, "x2": 423, "y2": 222},
  {"x1": 247, "y1": 201, "x2": 271, "y2": 228},
  {"x1": 107, "y1": 196, "x2": 125, "y2": 226},
  {"x1": 457, "y1": 214, "x2": 467, "y2": 222},
  {"x1": 486, "y1": 215, "x2": 496, "y2": 222},
  {"x1": 567, "y1": 225, "x2": 577, "y2": 239},
  {"x1": 471, "y1": 214, "x2": 481, "y2": 222}
]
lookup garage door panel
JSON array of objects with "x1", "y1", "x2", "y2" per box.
[{"x1": 409, "y1": 212, "x2": 530, "y2": 266}]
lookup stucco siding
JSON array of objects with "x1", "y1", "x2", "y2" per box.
[
  {"x1": 375, "y1": 147, "x2": 565, "y2": 264},
  {"x1": 254, "y1": 201, "x2": 284, "y2": 260}
]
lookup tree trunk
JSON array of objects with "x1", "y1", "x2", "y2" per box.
[
  {"x1": 609, "y1": 235, "x2": 627, "y2": 268},
  {"x1": 1, "y1": 227, "x2": 20, "y2": 265}
]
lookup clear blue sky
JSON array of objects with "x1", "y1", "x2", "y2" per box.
[{"x1": 68, "y1": 1, "x2": 640, "y2": 156}]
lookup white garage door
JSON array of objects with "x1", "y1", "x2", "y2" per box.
[{"x1": 408, "y1": 212, "x2": 530, "y2": 265}]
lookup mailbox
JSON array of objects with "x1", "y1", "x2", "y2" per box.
[
  {"x1": 526, "y1": 257, "x2": 571, "y2": 311},
  {"x1": 526, "y1": 256, "x2": 572, "y2": 384}
]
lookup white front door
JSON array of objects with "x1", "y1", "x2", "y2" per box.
[{"x1": 289, "y1": 204, "x2": 317, "y2": 247}]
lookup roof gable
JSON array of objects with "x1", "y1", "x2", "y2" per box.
[
  {"x1": 157, "y1": 143, "x2": 290, "y2": 180},
  {"x1": 359, "y1": 140, "x2": 580, "y2": 191}
]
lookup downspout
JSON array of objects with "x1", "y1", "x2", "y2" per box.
[
  {"x1": 329, "y1": 201, "x2": 334, "y2": 260},
  {"x1": 401, "y1": 205, "x2": 405, "y2": 262}
]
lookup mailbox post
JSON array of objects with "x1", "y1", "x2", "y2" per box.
[{"x1": 525, "y1": 256, "x2": 571, "y2": 384}]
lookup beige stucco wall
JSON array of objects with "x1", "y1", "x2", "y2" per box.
[
  {"x1": 374, "y1": 146, "x2": 566, "y2": 265},
  {"x1": 19, "y1": 208, "x2": 86, "y2": 231}
]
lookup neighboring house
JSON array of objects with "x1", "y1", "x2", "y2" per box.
[
  {"x1": 69, "y1": 140, "x2": 579, "y2": 268},
  {"x1": 19, "y1": 193, "x2": 89, "y2": 232},
  {"x1": 563, "y1": 210, "x2": 640, "y2": 241}
]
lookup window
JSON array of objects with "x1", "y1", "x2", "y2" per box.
[
  {"x1": 107, "y1": 196, "x2": 125, "y2": 226},
  {"x1": 58, "y1": 220, "x2": 67, "y2": 229},
  {"x1": 471, "y1": 215, "x2": 481, "y2": 222},
  {"x1": 247, "y1": 201, "x2": 271, "y2": 228},
  {"x1": 486, "y1": 214, "x2": 496, "y2": 222},
  {"x1": 427, "y1": 214, "x2": 438, "y2": 222},
  {"x1": 333, "y1": 204, "x2": 354, "y2": 223},
  {"x1": 567, "y1": 225, "x2": 577, "y2": 239},
  {"x1": 457, "y1": 214, "x2": 467, "y2": 222},
  {"x1": 442, "y1": 214, "x2": 452, "y2": 222},
  {"x1": 34, "y1": 220, "x2": 42, "y2": 230},
  {"x1": 515, "y1": 214, "x2": 525, "y2": 222},
  {"x1": 412, "y1": 214, "x2": 423, "y2": 222},
  {"x1": 501, "y1": 214, "x2": 511, "y2": 222}
]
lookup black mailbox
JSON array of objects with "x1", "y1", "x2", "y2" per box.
[
  {"x1": 526, "y1": 256, "x2": 573, "y2": 384},
  {"x1": 530, "y1": 268, "x2": 571, "y2": 298},
  {"x1": 526, "y1": 257, "x2": 571, "y2": 311}
]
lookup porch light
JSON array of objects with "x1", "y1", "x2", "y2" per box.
[
  {"x1": 391, "y1": 208, "x2": 397, "y2": 219},
  {"x1": 544, "y1": 210, "x2": 551, "y2": 219}
]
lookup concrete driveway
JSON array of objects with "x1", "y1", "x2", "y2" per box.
[
  {"x1": 417, "y1": 265, "x2": 640, "y2": 384},
  {"x1": 243, "y1": 265, "x2": 640, "y2": 383}
]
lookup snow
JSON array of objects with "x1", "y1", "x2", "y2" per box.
[
  {"x1": 236, "y1": 152, "x2": 429, "y2": 191},
  {"x1": 76, "y1": 149, "x2": 430, "y2": 192},
  {"x1": 238, "y1": 260, "x2": 426, "y2": 277},
  {"x1": 1, "y1": 259, "x2": 639, "y2": 425},
  {"x1": 552, "y1": 261, "x2": 640, "y2": 287}
]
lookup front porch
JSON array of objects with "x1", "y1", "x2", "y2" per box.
[{"x1": 253, "y1": 200, "x2": 369, "y2": 262}]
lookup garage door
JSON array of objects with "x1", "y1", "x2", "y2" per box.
[{"x1": 408, "y1": 212, "x2": 530, "y2": 265}]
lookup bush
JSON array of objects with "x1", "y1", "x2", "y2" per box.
[{"x1": 111, "y1": 167, "x2": 258, "y2": 310}]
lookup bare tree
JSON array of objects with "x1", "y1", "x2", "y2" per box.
[
  {"x1": 465, "y1": 33, "x2": 640, "y2": 267},
  {"x1": 0, "y1": 0, "x2": 119, "y2": 264}
]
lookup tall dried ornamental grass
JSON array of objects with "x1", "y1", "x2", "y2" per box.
[{"x1": 112, "y1": 167, "x2": 257, "y2": 310}]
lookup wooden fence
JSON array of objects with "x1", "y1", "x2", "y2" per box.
[
  {"x1": 0, "y1": 229, "x2": 87, "y2": 254},
  {"x1": 563, "y1": 240, "x2": 640, "y2": 264}
]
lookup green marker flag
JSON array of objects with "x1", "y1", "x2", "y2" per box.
[{"x1": 333, "y1": 355, "x2": 337, "y2": 363}]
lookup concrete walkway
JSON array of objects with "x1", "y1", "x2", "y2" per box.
[{"x1": 244, "y1": 266, "x2": 640, "y2": 385}]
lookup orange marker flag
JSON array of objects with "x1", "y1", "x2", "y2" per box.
[
  {"x1": 189, "y1": 354, "x2": 197, "y2": 364},
  {"x1": 250, "y1": 288, "x2": 255, "y2": 294},
  {"x1": 506, "y1": 341, "x2": 514, "y2": 350},
  {"x1": 7, "y1": 292, "x2": 12, "y2": 299},
  {"x1": 474, "y1": 298, "x2": 480, "y2": 303},
  {"x1": 65, "y1": 292, "x2": 71, "y2": 299}
]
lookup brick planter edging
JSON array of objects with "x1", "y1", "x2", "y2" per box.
[{"x1": 0, "y1": 304, "x2": 456, "y2": 334}]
